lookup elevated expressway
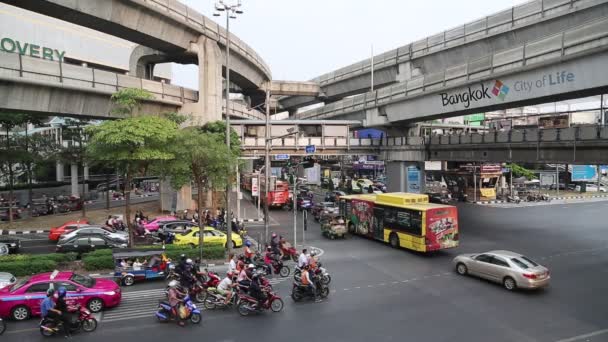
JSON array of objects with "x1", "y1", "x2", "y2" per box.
[{"x1": 283, "y1": 0, "x2": 608, "y2": 127}]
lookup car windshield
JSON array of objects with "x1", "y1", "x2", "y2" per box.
[
  {"x1": 70, "y1": 273, "x2": 96, "y2": 288},
  {"x1": 11, "y1": 277, "x2": 29, "y2": 292}
]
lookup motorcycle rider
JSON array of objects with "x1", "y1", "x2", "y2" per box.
[
  {"x1": 270, "y1": 232, "x2": 282, "y2": 258},
  {"x1": 55, "y1": 287, "x2": 73, "y2": 337},
  {"x1": 300, "y1": 265, "x2": 321, "y2": 302},
  {"x1": 167, "y1": 280, "x2": 187, "y2": 327},
  {"x1": 244, "y1": 241, "x2": 254, "y2": 263},
  {"x1": 298, "y1": 248, "x2": 309, "y2": 268},
  {"x1": 217, "y1": 271, "x2": 237, "y2": 305},
  {"x1": 237, "y1": 264, "x2": 253, "y2": 290},
  {"x1": 249, "y1": 271, "x2": 266, "y2": 309},
  {"x1": 41, "y1": 288, "x2": 69, "y2": 337}
]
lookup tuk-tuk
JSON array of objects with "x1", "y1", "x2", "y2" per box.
[
  {"x1": 319, "y1": 212, "x2": 347, "y2": 239},
  {"x1": 112, "y1": 249, "x2": 171, "y2": 286}
]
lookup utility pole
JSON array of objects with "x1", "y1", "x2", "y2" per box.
[
  {"x1": 213, "y1": 0, "x2": 244, "y2": 255},
  {"x1": 264, "y1": 86, "x2": 271, "y2": 244},
  {"x1": 556, "y1": 164, "x2": 559, "y2": 197},
  {"x1": 293, "y1": 180, "x2": 298, "y2": 248}
]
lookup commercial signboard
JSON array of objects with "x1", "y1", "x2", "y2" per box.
[
  {"x1": 571, "y1": 165, "x2": 597, "y2": 182},
  {"x1": 407, "y1": 165, "x2": 420, "y2": 193},
  {"x1": 539, "y1": 115, "x2": 569, "y2": 129},
  {"x1": 251, "y1": 177, "x2": 259, "y2": 197},
  {"x1": 385, "y1": 52, "x2": 608, "y2": 122}
]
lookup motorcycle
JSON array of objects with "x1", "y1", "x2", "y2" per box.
[
  {"x1": 155, "y1": 294, "x2": 202, "y2": 324},
  {"x1": 0, "y1": 317, "x2": 5, "y2": 335},
  {"x1": 507, "y1": 195, "x2": 521, "y2": 204},
  {"x1": 203, "y1": 287, "x2": 240, "y2": 310},
  {"x1": 280, "y1": 245, "x2": 298, "y2": 262},
  {"x1": 39, "y1": 305, "x2": 97, "y2": 337},
  {"x1": 165, "y1": 264, "x2": 179, "y2": 282},
  {"x1": 291, "y1": 276, "x2": 330, "y2": 302},
  {"x1": 294, "y1": 264, "x2": 331, "y2": 285},
  {"x1": 237, "y1": 286, "x2": 284, "y2": 316},
  {"x1": 264, "y1": 259, "x2": 290, "y2": 278}
]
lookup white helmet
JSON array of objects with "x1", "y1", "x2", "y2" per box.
[
  {"x1": 168, "y1": 280, "x2": 179, "y2": 288},
  {"x1": 186, "y1": 258, "x2": 193, "y2": 265},
  {"x1": 248, "y1": 264, "x2": 255, "y2": 269}
]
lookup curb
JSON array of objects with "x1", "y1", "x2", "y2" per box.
[
  {"x1": 0, "y1": 229, "x2": 50, "y2": 235},
  {"x1": 551, "y1": 194, "x2": 608, "y2": 200},
  {"x1": 475, "y1": 200, "x2": 506, "y2": 205}
]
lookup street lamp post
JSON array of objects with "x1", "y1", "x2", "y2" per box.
[{"x1": 214, "y1": 0, "x2": 243, "y2": 255}]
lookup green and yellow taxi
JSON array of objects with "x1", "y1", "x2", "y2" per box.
[{"x1": 173, "y1": 227, "x2": 243, "y2": 248}]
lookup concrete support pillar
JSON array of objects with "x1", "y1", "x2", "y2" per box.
[
  {"x1": 70, "y1": 163, "x2": 78, "y2": 196},
  {"x1": 386, "y1": 161, "x2": 425, "y2": 194},
  {"x1": 56, "y1": 161, "x2": 64, "y2": 182},
  {"x1": 83, "y1": 163, "x2": 90, "y2": 196},
  {"x1": 160, "y1": 180, "x2": 173, "y2": 212},
  {"x1": 180, "y1": 36, "x2": 223, "y2": 125},
  {"x1": 176, "y1": 185, "x2": 194, "y2": 212},
  {"x1": 160, "y1": 180, "x2": 194, "y2": 213}
]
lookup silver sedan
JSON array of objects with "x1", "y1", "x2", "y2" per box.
[{"x1": 452, "y1": 250, "x2": 550, "y2": 291}]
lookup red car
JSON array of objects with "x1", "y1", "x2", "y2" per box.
[
  {"x1": 0, "y1": 271, "x2": 121, "y2": 321},
  {"x1": 48, "y1": 220, "x2": 90, "y2": 241}
]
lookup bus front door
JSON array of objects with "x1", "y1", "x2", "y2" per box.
[{"x1": 373, "y1": 207, "x2": 385, "y2": 241}]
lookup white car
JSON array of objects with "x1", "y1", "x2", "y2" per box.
[
  {"x1": 574, "y1": 184, "x2": 607, "y2": 192},
  {"x1": 0, "y1": 272, "x2": 16, "y2": 289},
  {"x1": 0, "y1": 244, "x2": 8, "y2": 256},
  {"x1": 58, "y1": 225, "x2": 128, "y2": 244}
]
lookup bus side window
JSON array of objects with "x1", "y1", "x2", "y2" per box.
[{"x1": 410, "y1": 211, "x2": 422, "y2": 236}]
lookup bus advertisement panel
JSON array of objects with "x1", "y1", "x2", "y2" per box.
[
  {"x1": 350, "y1": 198, "x2": 374, "y2": 237},
  {"x1": 426, "y1": 207, "x2": 459, "y2": 251}
]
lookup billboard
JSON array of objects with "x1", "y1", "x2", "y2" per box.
[
  {"x1": 407, "y1": 166, "x2": 421, "y2": 193},
  {"x1": 571, "y1": 165, "x2": 597, "y2": 182}
]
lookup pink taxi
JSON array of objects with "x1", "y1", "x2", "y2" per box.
[
  {"x1": 0, "y1": 271, "x2": 121, "y2": 321},
  {"x1": 142, "y1": 216, "x2": 177, "y2": 232}
]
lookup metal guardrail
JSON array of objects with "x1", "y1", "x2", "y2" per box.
[
  {"x1": 429, "y1": 126, "x2": 608, "y2": 145},
  {"x1": 240, "y1": 126, "x2": 608, "y2": 152},
  {"x1": 300, "y1": 15, "x2": 608, "y2": 119},
  {"x1": 145, "y1": 0, "x2": 271, "y2": 79},
  {"x1": 0, "y1": 50, "x2": 265, "y2": 120},
  {"x1": 311, "y1": 0, "x2": 594, "y2": 87}
]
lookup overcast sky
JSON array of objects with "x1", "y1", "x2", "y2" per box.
[{"x1": 171, "y1": 0, "x2": 528, "y2": 89}]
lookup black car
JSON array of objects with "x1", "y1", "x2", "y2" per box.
[
  {"x1": 158, "y1": 220, "x2": 199, "y2": 233},
  {"x1": 0, "y1": 238, "x2": 20, "y2": 254},
  {"x1": 428, "y1": 192, "x2": 450, "y2": 204},
  {"x1": 56, "y1": 235, "x2": 126, "y2": 254},
  {"x1": 325, "y1": 191, "x2": 347, "y2": 202}
]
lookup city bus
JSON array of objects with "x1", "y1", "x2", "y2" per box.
[{"x1": 339, "y1": 192, "x2": 459, "y2": 252}]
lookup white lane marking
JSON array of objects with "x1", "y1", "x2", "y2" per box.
[
  {"x1": 401, "y1": 280, "x2": 409, "y2": 283},
  {"x1": 554, "y1": 328, "x2": 608, "y2": 342},
  {"x1": 378, "y1": 283, "x2": 386, "y2": 286},
  {"x1": 354, "y1": 286, "x2": 361, "y2": 289},
  {"x1": 343, "y1": 288, "x2": 350, "y2": 291},
  {"x1": 392, "y1": 281, "x2": 399, "y2": 284}
]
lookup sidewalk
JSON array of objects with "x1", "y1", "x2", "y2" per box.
[{"x1": 0, "y1": 201, "x2": 163, "y2": 232}]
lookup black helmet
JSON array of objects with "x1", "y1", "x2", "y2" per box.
[{"x1": 46, "y1": 288, "x2": 55, "y2": 297}]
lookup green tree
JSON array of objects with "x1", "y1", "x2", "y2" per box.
[
  {"x1": 86, "y1": 116, "x2": 177, "y2": 245},
  {"x1": 110, "y1": 88, "x2": 154, "y2": 117},
  {"x1": 507, "y1": 163, "x2": 536, "y2": 180},
  {"x1": 0, "y1": 113, "x2": 29, "y2": 223},
  {"x1": 159, "y1": 126, "x2": 238, "y2": 259},
  {"x1": 200, "y1": 121, "x2": 241, "y2": 155}
]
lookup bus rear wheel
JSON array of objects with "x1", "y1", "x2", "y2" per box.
[{"x1": 389, "y1": 233, "x2": 399, "y2": 248}]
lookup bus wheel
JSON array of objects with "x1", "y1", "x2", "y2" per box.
[{"x1": 389, "y1": 233, "x2": 399, "y2": 248}]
